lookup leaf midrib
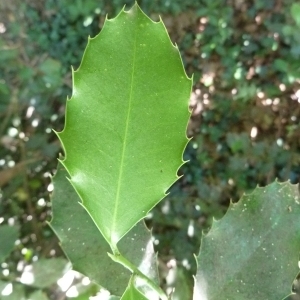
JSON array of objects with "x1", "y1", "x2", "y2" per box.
[{"x1": 111, "y1": 18, "x2": 138, "y2": 247}]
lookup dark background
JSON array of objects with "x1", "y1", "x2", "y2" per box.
[{"x1": 1, "y1": 0, "x2": 300, "y2": 299}]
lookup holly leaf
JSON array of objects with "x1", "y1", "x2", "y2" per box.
[
  {"x1": 194, "y1": 181, "x2": 300, "y2": 300},
  {"x1": 56, "y1": 3, "x2": 191, "y2": 248},
  {"x1": 50, "y1": 165, "x2": 159, "y2": 296}
]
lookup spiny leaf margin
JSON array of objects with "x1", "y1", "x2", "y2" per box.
[
  {"x1": 194, "y1": 180, "x2": 300, "y2": 300},
  {"x1": 55, "y1": 3, "x2": 192, "y2": 249}
]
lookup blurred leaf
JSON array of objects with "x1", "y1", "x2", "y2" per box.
[
  {"x1": 194, "y1": 181, "x2": 300, "y2": 299},
  {"x1": 226, "y1": 132, "x2": 250, "y2": 153},
  {"x1": 291, "y1": 3, "x2": 300, "y2": 26},
  {"x1": 22, "y1": 258, "x2": 69, "y2": 289},
  {"x1": 0, "y1": 225, "x2": 18, "y2": 263},
  {"x1": 0, "y1": 282, "x2": 26, "y2": 300},
  {"x1": 39, "y1": 58, "x2": 62, "y2": 89},
  {"x1": 27, "y1": 290, "x2": 49, "y2": 300}
]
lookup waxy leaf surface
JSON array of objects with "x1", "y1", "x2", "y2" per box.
[
  {"x1": 50, "y1": 165, "x2": 159, "y2": 296},
  {"x1": 194, "y1": 181, "x2": 300, "y2": 300},
  {"x1": 57, "y1": 3, "x2": 191, "y2": 247}
]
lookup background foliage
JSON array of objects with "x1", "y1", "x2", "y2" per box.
[{"x1": 0, "y1": 0, "x2": 300, "y2": 299}]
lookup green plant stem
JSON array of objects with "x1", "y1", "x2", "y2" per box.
[{"x1": 108, "y1": 250, "x2": 168, "y2": 300}]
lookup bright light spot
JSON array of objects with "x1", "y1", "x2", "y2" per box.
[
  {"x1": 0, "y1": 217, "x2": 4, "y2": 224},
  {"x1": 255, "y1": 15, "x2": 261, "y2": 23},
  {"x1": 21, "y1": 248, "x2": 28, "y2": 255},
  {"x1": 257, "y1": 91, "x2": 264, "y2": 99},
  {"x1": 83, "y1": 16, "x2": 93, "y2": 27},
  {"x1": 291, "y1": 116, "x2": 297, "y2": 121},
  {"x1": 47, "y1": 183, "x2": 54, "y2": 192},
  {"x1": 202, "y1": 74, "x2": 214, "y2": 86},
  {"x1": 17, "y1": 260, "x2": 24, "y2": 272},
  {"x1": 231, "y1": 88, "x2": 237, "y2": 95},
  {"x1": 200, "y1": 17, "x2": 208, "y2": 24},
  {"x1": 295, "y1": 89, "x2": 300, "y2": 101},
  {"x1": 195, "y1": 205, "x2": 201, "y2": 211},
  {"x1": 161, "y1": 200, "x2": 170, "y2": 214},
  {"x1": 81, "y1": 276, "x2": 90, "y2": 286},
  {"x1": 66, "y1": 285, "x2": 79, "y2": 298},
  {"x1": 26, "y1": 106, "x2": 35, "y2": 118},
  {"x1": 20, "y1": 265, "x2": 35, "y2": 285},
  {"x1": 265, "y1": 98, "x2": 272, "y2": 105},
  {"x1": 202, "y1": 98, "x2": 209, "y2": 106},
  {"x1": 8, "y1": 160, "x2": 15, "y2": 167},
  {"x1": 31, "y1": 119, "x2": 39, "y2": 127},
  {"x1": 51, "y1": 114, "x2": 58, "y2": 121},
  {"x1": 228, "y1": 178, "x2": 234, "y2": 185},
  {"x1": 279, "y1": 83, "x2": 286, "y2": 91},
  {"x1": 0, "y1": 159, "x2": 5, "y2": 166},
  {"x1": 166, "y1": 261, "x2": 176, "y2": 286},
  {"x1": 2, "y1": 269, "x2": 9, "y2": 276},
  {"x1": 234, "y1": 68, "x2": 243, "y2": 80},
  {"x1": 1, "y1": 283, "x2": 12, "y2": 296},
  {"x1": 277, "y1": 138, "x2": 283, "y2": 147},
  {"x1": 8, "y1": 218, "x2": 15, "y2": 226},
  {"x1": 273, "y1": 98, "x2": 280, "y2": 105},
  {"x1": 12, "y1": 117, "x2": 21, "y2": 127},
  {"x1": 95, "y1": 8, "x2": 101, "y2": 14},
  {"x1": 19, "y1": 132, "x2": 25, "y2": 139},
  {"x1": 145, "y1": 212, "x2": 153, "y2": 219},
  {"x1": 90, "y1": 289, "x2": 111, "y2": 300},
  {"x1": 167, "y1": 259, "x2": 177, "y2": 268},
  {"x1": 187, "y1": 220, "x2": 195, "y2": 237},
  {"x1": 250, "y1": 127, "x2": 258, "y2": 138},
  {"x1": 45, "y1": 128, "x2": 52, "y2": 133},
  {"x1": 182, "y1": 258, "x2": 191, "y2": 270},
  {"x1": 43, "y1": 172, "x2": 51, "y2": 178},
  {"x1": 0, "y1": 23, "x2": 6, "y2": 34},
  {"x1": 8, "y1": 127, "x2": 18, "y2": 137},
  {"x1": 37, "y1": 198, "x2": 46, "y2": 207},
  {"x1": 26, "y1": 215, "x2": 32, "y2": 221},
  {"x1": 57, "y1": 269, "x2": 75, "y2": 292}
]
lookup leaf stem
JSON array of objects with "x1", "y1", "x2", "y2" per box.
[{"x1": 108, "y1": 251, "x2": 168, "y2": 300}]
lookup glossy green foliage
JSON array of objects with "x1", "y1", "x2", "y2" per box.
[
  {"x1": 194, "y1": 181, "x2": 300, "y2": 300},
  {"x1": 50, "y1": 165, "x2": 158, "y2": 296},
  {"x1": 57, "y1": 3, "x2": 191, "y2": 248}
]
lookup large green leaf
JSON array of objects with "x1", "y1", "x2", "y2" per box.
[
  {"x1": 20, "y1": 258, "x2": 69, "y2": 289},
  {"x1": 56, "y1": 3, "x2": 191, "y2": 248},
  {"x1": 0, "y1": 225, "x2": 18, "y2": 263},
  {"x1": 50, "y1": 165, "x2": 159, "y2": 296},
  {"x1": 0, "y1": 282, "x2": 25, "y2": 300},
  {"x1": 194, "y1": 181, "x2": 300, "y2": 300}
]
